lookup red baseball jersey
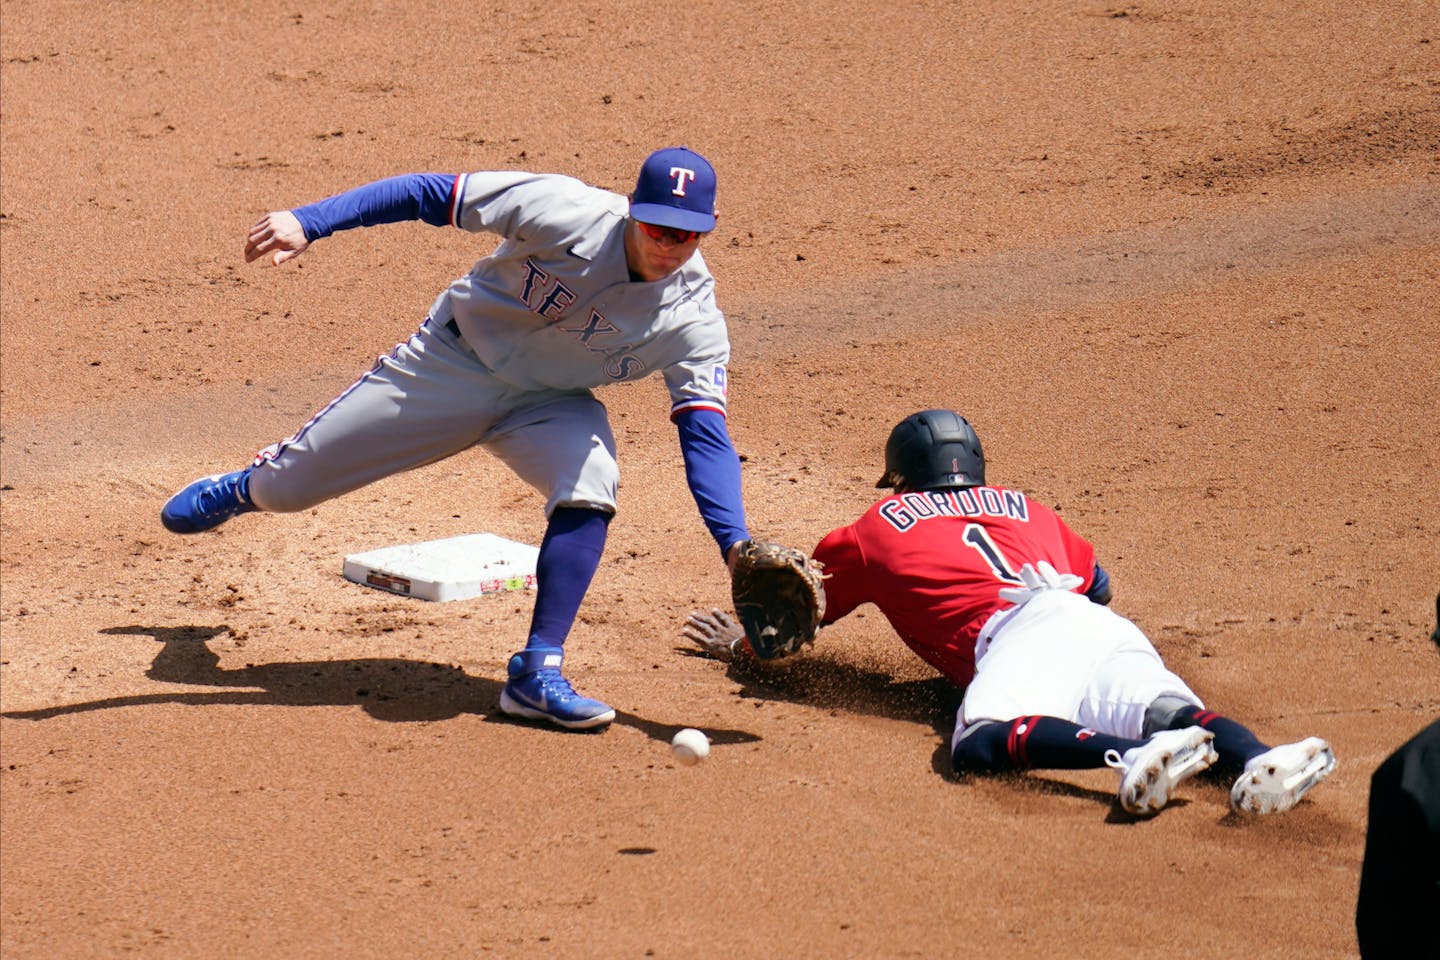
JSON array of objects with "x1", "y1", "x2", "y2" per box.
[{"x1": 812, "y1": 485, "x2": 1098, "y2": 687}]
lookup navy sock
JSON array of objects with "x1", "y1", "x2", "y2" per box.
[
  {"x1": 1171, "y1": 706, "x2": 1269, "y2": 770},
  {"x1": 953, "y1": 716, "x2": 1143, "y2": 774},
  {"x1": 523, "y1": 507, "x2": 611, "y2": 652}
]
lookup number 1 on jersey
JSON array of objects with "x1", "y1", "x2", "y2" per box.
[{"x1": 963, "y1": 524, "x2": 1023, "y2": 583}]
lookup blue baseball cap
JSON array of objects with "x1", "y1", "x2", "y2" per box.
[{"x1": 629, "y1": 146, "x2": 717, "y2": 233}]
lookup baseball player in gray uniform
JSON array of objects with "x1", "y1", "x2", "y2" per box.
[{"x1": 162, "y1": 147, "x2": 751, "y2": 730}]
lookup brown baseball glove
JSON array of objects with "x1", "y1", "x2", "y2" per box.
[{"x1": 729, "y1": 540, "x2": 826, "y2": 659}]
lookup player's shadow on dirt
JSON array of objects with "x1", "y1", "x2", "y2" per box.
[
  {"x1": 699, "y1": 649, "x2": 1134, "y2": 811},
  {"x1": 689, "y1": 648, "x2": 963, "y2": 777},
  {"x1": 1006, "y1": 773, "x2": 1190, "y2": 822},
  {"x1": 1, "y1": 625, "x2": 758, "y2": 746}
]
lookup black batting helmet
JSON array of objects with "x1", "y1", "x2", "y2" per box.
[{"x1": 875, "y1": 410, "x2": 986, "y2": 491}]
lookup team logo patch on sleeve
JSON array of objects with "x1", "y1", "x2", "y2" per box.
[{"x1": 714, "y1": 365, "x2": 728, "y2": 396}]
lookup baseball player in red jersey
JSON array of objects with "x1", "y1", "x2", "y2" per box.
[{"x1": 685, "y1": 410, "x2": 1337, "y2": 818}]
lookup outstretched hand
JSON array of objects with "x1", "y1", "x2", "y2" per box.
[
  {"x1": 681, "y1": 609, "x2": 747, "y2": 662},
  {"x1": 244, "y1": 210, "x2": 310, "y2": 266}
]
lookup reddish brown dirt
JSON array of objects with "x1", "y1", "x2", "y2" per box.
[{"x1": 3, "y1": 2, "x2": 1438, "y2": 957}]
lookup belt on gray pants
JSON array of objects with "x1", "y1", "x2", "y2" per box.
[{"x1": 440, "y1": 317, "x2": 487, "y2": 368}]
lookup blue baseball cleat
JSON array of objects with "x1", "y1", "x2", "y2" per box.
[
  {"x1": 161, "y1": 470, "x2": 257, "y2": 533},
  {"x1": 499, "y1": 647, "x2": 615, "y2": 730}
]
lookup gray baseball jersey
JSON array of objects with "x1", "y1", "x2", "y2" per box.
[
  {"x1": 435, "y1": 172, "x2": 730, "y2": 411},
  {"x1": 245, "y1": 171, "x2": 733, "y2": 518}
]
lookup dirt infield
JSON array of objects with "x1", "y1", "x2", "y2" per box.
[{"x1": 2, "y1": 2, "x2": 1437, "y2": 957}]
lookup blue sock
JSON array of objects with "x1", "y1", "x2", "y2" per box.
[
  {"x1": 1171, "y1": 706, "x2": 1269, "y2": 770},
  {"x1": 523, "y1": 507, "x2": 611, "y2": 653},
  {"x1": 953, "y1": 716, "x2": 1142, "y2": 774}
]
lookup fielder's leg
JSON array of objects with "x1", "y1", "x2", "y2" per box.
[
  {"x1": 498, "y1": 507, "x2": 617, "y2": 730},
  {"x1": 487, "y1": 393, "x2": 621, "y2": 731},
  {"x1": 162, "y1": 319, "x2": 499, "y2": 532}
]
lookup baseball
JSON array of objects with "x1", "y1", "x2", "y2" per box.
[{"x1": 670, "y1": 728, "x2": 710, "y2": 765}]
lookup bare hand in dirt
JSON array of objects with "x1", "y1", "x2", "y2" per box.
[
  {"x1": 681, "y1": 608, "x2": 746, "y2": 662},
  {"x1": 244, "y1": 210, "x2": 310, "y2": 266}
]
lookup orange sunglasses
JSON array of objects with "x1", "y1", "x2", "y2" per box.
[{"x1": 636, "y1": 221, "x2": 702, "y2": 245}]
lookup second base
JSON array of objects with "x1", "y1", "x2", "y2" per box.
[{"x1": 342, "y1": 532, "x2": 539, "y2": 602}]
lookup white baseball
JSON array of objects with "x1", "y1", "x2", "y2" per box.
[{"x1": 670, "y1": 728, "x2": 710, "y2": 766}]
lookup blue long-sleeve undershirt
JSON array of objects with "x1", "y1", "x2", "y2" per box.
[
  {"x1": 292, "y1": 173, "x2": 458, "y2": 241},
  {"x1": 675, "y1": 408, "x2": 750, "y2": 557}
]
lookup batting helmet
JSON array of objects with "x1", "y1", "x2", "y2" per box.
[{"x1": 875, "y1": 410, "x2": 986, "y2": 491}]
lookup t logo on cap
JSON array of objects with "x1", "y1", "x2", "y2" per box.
[
  {"x1": 630, "y1": 147, "x2": 717, "y2": 234},
  {"x1": 669, "y1": 167, "x2": 696, "y2": 197}
]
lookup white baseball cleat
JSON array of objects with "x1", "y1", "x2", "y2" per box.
[
  {"x1": 1106, "y1": 727, "x2": 1219, "y2": 817},
  {"x1": 1229, "y1": 737, "x2": 1337, "y2": 815}
]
